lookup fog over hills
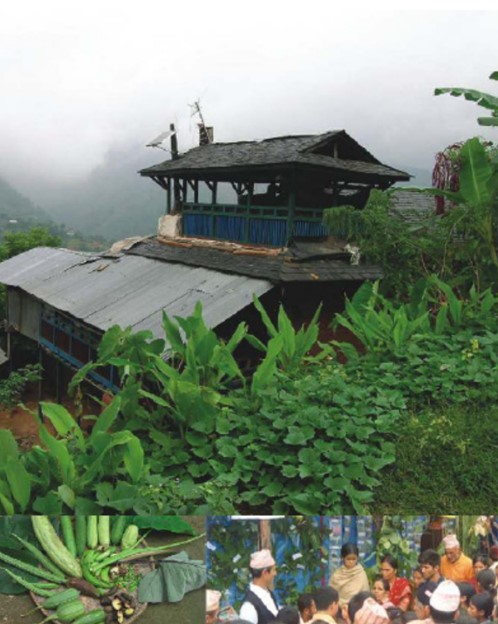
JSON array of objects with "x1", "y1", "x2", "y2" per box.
[
  {"x1": 3, "y1": 139, "x2": 433, "y2": 244},
  {"x1": 0, "y1": 175, "x2": 51, "y2": 222},
  {"x1": 32, "y1": 144, "x2": 166, "y2": 241}
]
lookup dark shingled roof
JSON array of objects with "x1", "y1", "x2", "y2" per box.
[
  {"x1": 391, "y1": 189, "x2": 435, "y2": 223},
  {"x1": 140, "y1": 131, "x2": 410, "y2": 182},
  {"x1": 125, "y1": 238, "x2": 382, "y2": 283}
]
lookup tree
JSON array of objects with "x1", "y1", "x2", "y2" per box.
[
  {"x1": 0, "y1": 227, "x2": 61, "y2": 261},
  {"x1": 435, "y1": 70, "x2": 498, "y2": 127}
]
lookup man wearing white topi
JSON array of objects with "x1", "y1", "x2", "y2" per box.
[{"x1": 239, "y1": 549, "x2": 279, "y2": 624}]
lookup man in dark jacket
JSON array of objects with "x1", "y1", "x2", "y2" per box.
[{"x1": 239, "y1": 549, "x2": 279, "y2": 624}]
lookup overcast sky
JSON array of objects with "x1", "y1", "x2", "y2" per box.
[{"x1": 1, "y1": 3, "x2": 497, "y2": 190}]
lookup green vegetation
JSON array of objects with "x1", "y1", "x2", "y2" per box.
[
  {"x1": 0, "y1": 70, "x2": 497, "y2": 515},
  {"x1": 0, "y1": 364, "x2": 42, "y2": 409}
]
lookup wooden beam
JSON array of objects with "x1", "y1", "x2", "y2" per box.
[{"x1": 152, "y1": 176, "x2": 169, "y2": 191}]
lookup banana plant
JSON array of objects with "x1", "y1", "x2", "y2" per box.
[{"x1": 435, "y1": 70, "x2": 498, "y2": 127}]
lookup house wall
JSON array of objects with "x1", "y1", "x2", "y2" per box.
[{"x1": 7, "y1": 287, "x2": 41, "y2": 341}]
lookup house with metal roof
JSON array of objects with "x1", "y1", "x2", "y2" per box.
[{"x1": 0, "y1": 129, "x2": 411, "y2": 393}]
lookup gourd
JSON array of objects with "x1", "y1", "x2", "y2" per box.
[
  {"x1": 120, "y1": 525, "x2": 139, "y2": 550},
  {"x1": 42, "y1": 588, "x2": 82, "y2": 610},
  {"x1": 71, "y1": 609, "x2": 106, "y2": 624},
  {"x1": 54, "y1": 599, "x2": 86, "y2": 622},
  {"x1": 98, "y1": 516, "x2": 110, "y2": 548},
  {"x1": 75, "y1": 516, "x2": 87, "y2": 556},
  {"x1": 87, "y1": 516, "x2": 98, "y2": 549},
  {"x1": 110, "y1": 517, "x2": 127, "y2": 545},
  {"x1": 31, "y1": 516, "x2": 83, "y2": 578},
  {"x1": 61, "y1": 516, "x2": 77, "y2": 558}
]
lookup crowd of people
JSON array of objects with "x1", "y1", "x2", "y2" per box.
[{"x1": 206, "y1": 534, "x2": 498, "y2": 624}]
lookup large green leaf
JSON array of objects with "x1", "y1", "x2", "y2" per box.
[
  {"x1": 40, "y1": 402, "x2": 84, "y2": 450},
  {"x1": 459, "y1": 138, "x2": 492, "y2": 208},
  {"x1": 39, "y1": 425, "x2": 75, "y2": 485},
  {"x1": 4, "y1": 457, "x2": 31, "y2": 512},
  {"x1": 88, "y1": 395, "x2": 122, "y2": 444},
  {"x1": 434, "y1": 87, "x2": 498, "y2": 112},
  {"x1": 0, "y1": 430, "x2": 19, "y2": 469}
]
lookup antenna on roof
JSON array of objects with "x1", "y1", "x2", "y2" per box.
[{"x1": 189, "y1": 99, "x2": 213, "y2": 145}]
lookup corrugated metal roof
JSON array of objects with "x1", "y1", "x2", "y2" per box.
[{"x1": 0, "y1": 247, "x2": 273, "y2": 334}]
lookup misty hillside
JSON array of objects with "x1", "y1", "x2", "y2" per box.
[
  {"x1": 0, "y1": 176, "x2": 51, "y2": 221},
  {"x1": 37, "y1": 145, "x2": 166, "y2": 241},
  {"x1": 28, "y1": 142, "x2": 432, "y2": 242}
]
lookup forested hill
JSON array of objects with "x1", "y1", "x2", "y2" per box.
[
  {"x1": 0, "y1": 175, "x2": 50, "y2": 221},
  {"x1": 36, "y1": 144, "x2": 166, "y2": 241}
]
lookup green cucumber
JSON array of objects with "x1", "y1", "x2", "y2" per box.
[
  {"x1": 75, "y1": 516, "x2": 87, "y2": 556},
  {"x1": 42, "y1": 588, "x2": 81, "y2": 609},
  {"x1": 55, "y1": 599, "x2": 85, "y2": 622},
  {"x1": 31, "y1": 516, "x2": 82, "y2": 578},
  {"x1": 87, "y1": 516, "x2": 98, "y2": 549},
  {"x1": 110, "y1": 517, "x2": 127, "y2": 545},
  {"x1": 72, "y1": 609, "x2": 106, "y2": 624},
  {"x1": 97, "y1": 516, "x2": 110, "y2": 548},
  {"x1": 120, "y1": 524, "x2": 139, "y2": 549},
  {"x1": 61, "y1": 516, "x2": 77, "y2": 558}
]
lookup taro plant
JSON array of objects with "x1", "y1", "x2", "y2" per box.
[{"x1": 0, "y1": 396, "x2": 145, "y2": 514}]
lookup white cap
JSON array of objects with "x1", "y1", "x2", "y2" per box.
[
  {"x1": 250, "y1": 549, "x2": 276, "y2": 569},
  {"x1": 443, "y1": 534, "x2": 460, "y2": 549},
  {"x1": 429, "y1": 580, "x2": 460, "y2": 612},
  {"x1": 207, "y1": 590, "x2": 221, "y2": 612}
]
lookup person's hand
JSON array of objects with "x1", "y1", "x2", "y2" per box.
[{"x1": 341, "y1": 603, "x2": 351, "y2": 624}]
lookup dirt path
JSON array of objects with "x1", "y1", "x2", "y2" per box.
[{"x1": 0, "y1": 389, "x2": 100, "y2": 450}]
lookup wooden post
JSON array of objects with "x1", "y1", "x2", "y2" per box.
[
  {"x1": 56, "y1": 359, "x2": 61, "y2": 404},
  {"x1": 259, "y1": 519, "x2": 272, "y2": 550},
  {"x1": 166, "y1": 178, "x2": 171, "y2": 214},
  {"x1": 213, "y1": 181, "x2": 217, "y2": 205},
  {"x1": 287, "y1": 172, "x2": 296, "y2": 246},
  {"x1": 38, "y1": 346, "x2": 43, "y2": 401},
  {"x1": 170, "y1": 123, "x2": 179, "y2": 160},
  {"x1": 194, "y1": 179, "x2": 199, "y2": 204}
]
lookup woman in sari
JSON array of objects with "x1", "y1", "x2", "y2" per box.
[
  {"x1": 379, "y1": 554, "x2": 412, "y2": 612},
  {"x1": 330, "y1": 543, "x2": 370, "y2": 607}
]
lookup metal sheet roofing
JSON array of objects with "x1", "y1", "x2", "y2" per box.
[{"x1": 0, "y1": 247, "x2": 273, "y2": 335}]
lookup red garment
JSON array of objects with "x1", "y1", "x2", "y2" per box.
[{"x1": 389, "y1": 577, "x2": 412, "y2": 611}]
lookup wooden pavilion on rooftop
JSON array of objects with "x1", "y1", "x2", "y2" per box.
[{"x1": 140, "y1": 130, "x2": 410, "y2": 247}]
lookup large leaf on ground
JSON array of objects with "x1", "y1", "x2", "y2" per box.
[{"x1": 0, "y1": 516, "x2": 37, "y2": 549}]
